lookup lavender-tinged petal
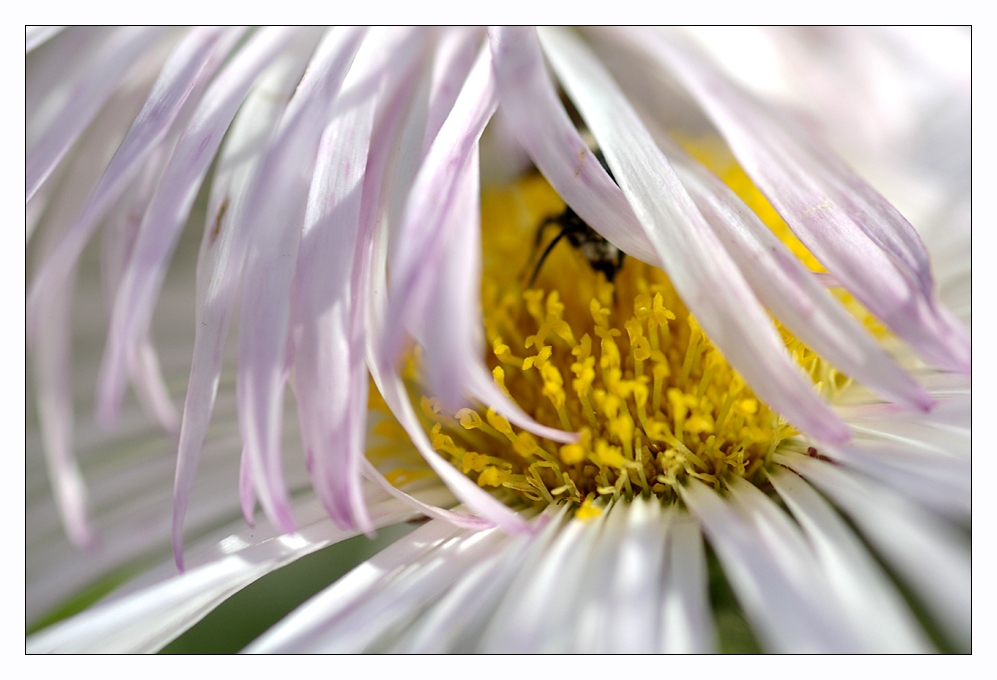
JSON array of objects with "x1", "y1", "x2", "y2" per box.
[
  {"x1": 171, "y1": 35, "x2": 321, "y2": 568},
  {"x1": 623, "y1": 29, "x2": 969, "y2": 372},
  {"x1": 487, "y1": 27, "x2": 661, "y2": 268},
  {"x1": 659, "y1": 509, "x2": 715, "y2": 653},
  {"x1": 27, "y1": 69, "x2": 162, "y2": 552},
  {"x1": 680, "y1": 479, "x2": 861, "y2": 652},
  {"x1": 768, "y1": 468, "x2": 933, "y2": 652},
  {"x1": 361, "y1": 461, "x2": 493, "y2": 531},
  {"x1": 96, "y1": 27, "x2": 297, "y2": 428},
  {"x1": 27, "y1": 27, "x2": 117, "y2": 151},
  {"x1": 664, "y1": 141, "x2": 933, "y2": 411},
  {"x1": 246, "y1": 517, "x2": 464, "y2": 653},
  {"x1": 381, "y1": 44, "x2": 495, "y2": 368},
  {"x1": 27, "y1": 27, "x2": 235, "y2": 342},
  {"x1": 27, "y1": 491, "x2": 448, "y2": 653},
  {"x1": 29, "y1": 279, "x2": 95, "y2": 549},
  {"x1": 235, "y1": 27, "x2": 366, "y2": 534},
  {"x1": 365, "y1": 146, "x2": 529, "y2": 535},
  {"x1": 777, "y1": 451, "x2": 970, "y2": 651},
  {"x1": 345, "y1": 30, "x2": 495, "y2": 534},
  {"x1": 26, "y1": 25, "x2": 66, "y2": 53},
  {"x1": 99, "y1": 140, "x2": 180, "y2": 433},
  {"x1": 421, "y1": 27, "x2": 485, "y2": 156},
  {"x1": 25, "y1": 26, "x2": 167, "y2": 202},
  {"x1": 420, "y1": 146, "x2": 577, "y2": 443},
  {"x1": 291, "y1": 29, "x2": 392, "y2": 533},
  {"x1": 537, "y1": 26, "x2": 850, "y2": 444}
]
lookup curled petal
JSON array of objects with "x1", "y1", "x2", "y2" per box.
[
  {"x1": 534, "y1": 26, "x2": 849, "y2": 444},
  {"x1": 235, "y1": 26, "x2": 366, "y2": 534}
]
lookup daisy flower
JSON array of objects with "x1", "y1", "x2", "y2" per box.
[{"x1": 26, "y1": 26, "x2": 970, "y2": 653}]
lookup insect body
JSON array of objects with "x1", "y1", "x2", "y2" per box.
[{"x1": 528, "y1": 149, "x2": 625, "y2": 286}]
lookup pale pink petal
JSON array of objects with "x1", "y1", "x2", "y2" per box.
[
  {"x1": 290, "y1": 30, "x2": 413, "y2": 534},
  {"x1": 26, "y1": 26, "x2": 168, "y2": 202},
  {"x1": 662, "y1": 139, "x2": 933, "y2": 411},
  {"x1": 477, "y1": 510, "x2": 606, "y2": 652},
  {"x1": 171, "y1": 34, "x2": 322, "y2": 568},
  {"x1": 618, "y1": 28, "x2": 969, "y2": 372},
  {"x1": 389, "y1": 508, "x2": 565, "y2": 653},
  {"x1": 536, "y1": 26, "x2": 849, "y2": 444},
  {"x1": 235, "y1": 27, "x2": 366, "y2": 534},
  {"x1": 27, "y1": 27, "x2": 239, "y2": 343},
  {"x1": 96, "y1": 27, "x2": 299, "y2": 429},
  {"x1": 29, "y1": 279, "x2": 95, "y2": 549},
  {"x1": 487, "y1": 27, "x2": 661, "y2": 268},
  {"x1": 380, "y1": 44, "x2": 495, "y2": 370}
]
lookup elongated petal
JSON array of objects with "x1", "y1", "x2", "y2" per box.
[
  {"x1": 27, "y1": 490, "x2": 447, "y2": 653},
  {"x1": 777, "y1": 451, "x2": 970, "y2": 651},
  {"x1": 388, "y1": 508, "x2": 564, "y2": 653},
  {"x1": 487, "y1": 27, "x2": 661, "y2": 268},
  {"x1": 97, "y1": 27, "x2": 298, "y2": 427},
  {"x1": 571, "y1": 500, "x2": 665, "y2": 653},
  {"x1": 27, "y1": 27, "x2": 239, "y2": 343},
  {"x1": 535, "y1": 26, "x2": 849, "y2": 444},
  {"x1": 246, "y1": 515, "x2": 468, "y2": 652},
  {"x1": 381, "y1": 44, "x2": 495, "y2": 369},
  {"x1": 26, "y1": 27, "x2": 168, "y2": 202},
  {"x1": 29, "y1": 277, "x2": 94, "y2": 549},
  {"x1": 618, "y1": 28, "x2": 969, "y2": 372},
  {"x1": 662, "y1": 140, "x2": 933, "y2": 411},
  {"x1": 681, "y1": 479, "x2": 861, "y2": 652},
  {"x1": 767, "y1": 468, "x2": 932, "y2": 652},
  {"x1": 171, "y1": 33, "x2": 322, "y2": 568},
  {"x1": 477, "y1": 510, "x2": 607, "y2": 652},
  {"x1": 659, "y1": 509, "x2": 714, "y2": 653},
  {"x1": 235, "y1": 27, "x2": 366, "y2": 533},
  {"x1": 363, "y1": 80, "x2": 531, "y2": 533},
  {"x1": 291, "y1": 29, "x2": 400, "y2": 533}
]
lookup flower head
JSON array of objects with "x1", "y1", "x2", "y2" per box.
[{"x1": 26, "y1": 26, "x2": 970, "y2": 653}]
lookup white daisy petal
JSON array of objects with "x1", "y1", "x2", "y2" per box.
[
  {"x1": 777, "y1": 450, "x2": 970, "y2": 651},
  {"x1": 245, "y1": 514, "x2": 468, "y2": 652},
  {"x1": 662, "y1": 140, "x2": 932, "y2": 411},
  {"x1": 387, "y1": 509, "x2": 564, "y2": 653},
  {"x1": 613, "y1": 27, "x2": 969, "y2": 373},
  {"x1": 681, "y1": 479, "x2": 861, "y2": 652},
  {"x1": 477, "y1": 510, "x2": 606, "y2": 652},
  {"x1": 27, "y1": 489, "x2": 448, "y2": 654},
  {"x1": 659, "y1": 508, "x2": 715, "y2": 653},
  {"x1": 768, "y1": 467, "x2": 933, "y2": 652}
]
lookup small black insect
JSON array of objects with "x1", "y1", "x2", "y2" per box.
[{"x1": 528, "y1": 149, "x2": 625, "y2": 286}]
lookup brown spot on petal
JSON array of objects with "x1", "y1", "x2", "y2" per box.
[{"x1": 210, "y1": 197, "x2": 229, "y2": 246}]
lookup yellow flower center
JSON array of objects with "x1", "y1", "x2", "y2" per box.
[{"x1": 371, "y1": 140, "x2": 870, "y2": 518}]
